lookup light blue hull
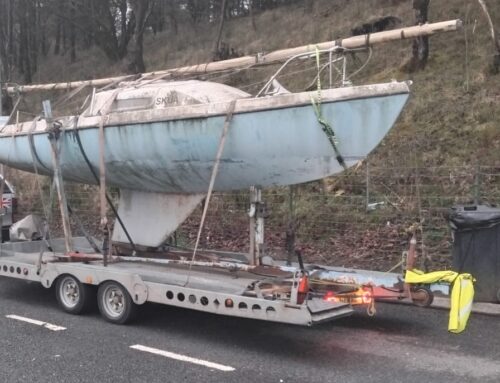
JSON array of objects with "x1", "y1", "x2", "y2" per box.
[{"x1": 0, "y1": 93, "x2": 408, "y2": 193}]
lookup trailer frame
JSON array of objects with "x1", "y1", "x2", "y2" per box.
[{"x1": 0, "y1": 237, "x2": 354, "y2": 326}]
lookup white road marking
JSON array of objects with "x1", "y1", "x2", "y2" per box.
[
  {"x1": 130, "y1": 344, "x2": 235, "y2": 372},
  {"x1": 6, "y1": 314, "x2": 66, "y2": 331}
]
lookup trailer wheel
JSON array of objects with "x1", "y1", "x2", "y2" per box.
[
  {"x1": 56, "y1": 275, "x2": 93, "y2": 315},
  {"x1": 97, "y1": 281, "x2": 137, "y2": 324},
  {"x1": 411, "y1": 286, "x2": 434, "y2": 307}
]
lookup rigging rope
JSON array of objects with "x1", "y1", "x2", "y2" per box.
[
  {"x1": 184, "y1": 100, "x2": 237, "y2": 286},
  {"x1": 310, "y1": 48, "x2": 347, "y2": 170}
]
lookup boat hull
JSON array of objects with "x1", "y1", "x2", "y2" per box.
[{"x1": 0, "y1": 86, "x2": 409, "y2": 193}]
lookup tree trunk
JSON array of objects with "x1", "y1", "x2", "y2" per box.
[
  {"x1": 401, "y1": 0, "x2": 431, "y2": 73},
  {"x1": 7, "y1": 0, "x2": 15, "y2": 73},
  {"x1": 118, "y1": 0, "x2": 129, "y2": 57},
  {"x1": 249, "y1": 0, "x2": 257, "y2": 31},
  {"x1": 81, "y1": 0, "x2": 94, "y2": 49},
  {"x1": 169, "y1": 2, "x2": 178, "y2": 35},
  {"x1": 70, "y1": 4, "x2": 76, "y2": 63},
  {"x1": 213, "y1": 0, "x2": 228, "y2": 60},
  {"x1": 409, "y1": 0, "x2": 430, "y2": 72},
  {"x1": 0, "y1": 0, "x2": 12, "y2": 81},
  {"x1": 62, "y1": 20, "x2": 68, "y2": 54},
  {"x1": 40, "y1": 14, "x2": 48, "y2": 56},
  {"x1": 54, "y1": 21, "x2": 62, "y2": 55},
  {"x1": 126, "y1": 0, "x2": 152, "y2": 74},
  {"x1": 477, "y1": 0, "x2": 500, "y2": 74},
  {"x1": 29, "y1": 0, "x2": 38, "y2": 75},
  {"x1": 19, "y1": 1, "x2": 32, "y2": 83}
]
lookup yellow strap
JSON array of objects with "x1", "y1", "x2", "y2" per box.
[{"x1": 448, "y1": 274, "x2": 475, "y2": 334}]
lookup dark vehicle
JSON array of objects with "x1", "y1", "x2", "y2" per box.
[{"x1": 1, "y1": 176, "x2": 16, "y2": 241}]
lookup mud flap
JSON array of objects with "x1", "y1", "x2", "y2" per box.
[{"x1": 308, "y1": 298, "x2": 354, "y2": 324}]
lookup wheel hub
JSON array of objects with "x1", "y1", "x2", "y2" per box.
[
  {"x1": 60, "y1": 278, "x2": 80, "y2": 308},
  {"x1": 104, "y1": 288, "x2": 125, "y2": 316}
]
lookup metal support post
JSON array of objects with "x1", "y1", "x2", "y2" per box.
[
  {"x1": 366, "y1": 161, "x2": 370, "y2": 210},
  {"x1": 474, "y1": 162, "x2": 481, "y2": 205},
  {"x1": 248, "y1": 186, "x2": 265, "y2": 266},
  {"x1": 44, "y1": 100, "x2": 73, "y2": 253},
  {"x1": 286, "y1": 185, "x2": 296, "y2": 266}
]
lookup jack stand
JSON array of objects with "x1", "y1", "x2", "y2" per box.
[
  {"x1": 403, "y1": 231, "x2": 418, "y2": 299},
  {"x1": 248, "y1": 186, "x2": 266, "y2": 266},
  {"x1": 102, "y1": 223, "x2": 110, "y2": 266},
  {"x1": 44, "y1": 100, "x2": 73, "y2": 253}
]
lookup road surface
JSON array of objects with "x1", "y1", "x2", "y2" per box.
[{"x1": 0, "y1": 277, "x2": 498, "y2": 383}]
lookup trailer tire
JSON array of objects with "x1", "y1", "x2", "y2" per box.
[
  {"x1": 411, "y1": 286, "x2": 434, "y2": 307},
  {"x1": 97, "y1": 281, "x2": 137, "y2": 324},
  {"x1": 56, "y1": 275, "x2": 93, "y2": 315}
]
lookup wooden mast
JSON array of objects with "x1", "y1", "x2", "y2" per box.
[{"x1": 6, "y1": 19, "x2": 462, "y2": 95}]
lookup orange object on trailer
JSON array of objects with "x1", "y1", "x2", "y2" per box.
[{"x1": 297, "y1": 274, "x2": 309, "y2": 304}]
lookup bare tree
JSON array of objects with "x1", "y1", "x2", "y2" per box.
[
  {"x1": 407, "y1": 0, "x2": 430, "y2": 72},
  {"x1": 477, "y1": 0, "x2": 500, "y2": 74},
  {"x1": 126, "y1": 0, "x2": 155, "y2": 74},
  {"x1": 18, "y1": 0, "x2": 33, "y2": 83},
  {"x1": 186, "y1": 0, "x2": 209, "y2": 24},
  {"x1": 50, "y1": 0, "x2": 135, "y2": 62},
  {"x1": 54, "y1": 0, "x2": 63, "y2": 55},
  {"x1": 249, "y1": 0, "x2": 257, "y2": 31},
  {"x1": 0, "y1": 0, "x2": 14, "y2": 81},
  {"x1": 213, "y1": 0, "x2": 228, "y2": 60},
  {"x1": 70, "y1": 2, "x2": 77, "y2": 63}
]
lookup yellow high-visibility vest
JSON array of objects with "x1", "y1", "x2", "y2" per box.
[{"x1": 405, "y1": 269, "x2": 475, "y2": 334}]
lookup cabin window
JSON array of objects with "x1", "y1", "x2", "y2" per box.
[{"x1": 109, "y1": 97, "x2": 153, "y2": 112}]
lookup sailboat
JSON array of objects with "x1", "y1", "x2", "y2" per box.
[{"x1": 0, "y1": 20, "x2": 461, "y2": 248}]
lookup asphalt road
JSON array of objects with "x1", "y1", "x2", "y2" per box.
[{"x1": 0, "y1": 277, "x2": 498, "y2": 383}]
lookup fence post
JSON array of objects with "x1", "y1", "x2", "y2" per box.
[{"x1": 474, "y1": 163, "x2": 481, "y2": 205}]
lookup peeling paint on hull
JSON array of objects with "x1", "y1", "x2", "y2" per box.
[{"x1": 0, "y1": 91, "x2": 409, "y2": 193}]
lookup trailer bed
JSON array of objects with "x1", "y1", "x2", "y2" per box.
[{"x1": 0, "y1": 238, "x2": 354, "y2": 326}]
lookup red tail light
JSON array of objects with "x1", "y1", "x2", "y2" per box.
[
  {"x1": 323, "y1": 291, "x2": 334, "y2": 300},
  {"x1": 323, "y1": 291, "x2": 338, "y2": 302}
]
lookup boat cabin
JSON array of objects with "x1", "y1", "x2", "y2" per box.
[{"x1": 84, "y1": 80, "x2": 251, "y2": 117}]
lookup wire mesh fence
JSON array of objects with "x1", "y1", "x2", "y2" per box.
[{"x1": 10, "y1": 163, "x2": 500, "y2": 271}]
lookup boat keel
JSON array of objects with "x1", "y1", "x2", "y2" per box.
[{"x1": 112, "y1": 189, "x2": 204, "y2": 248}]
